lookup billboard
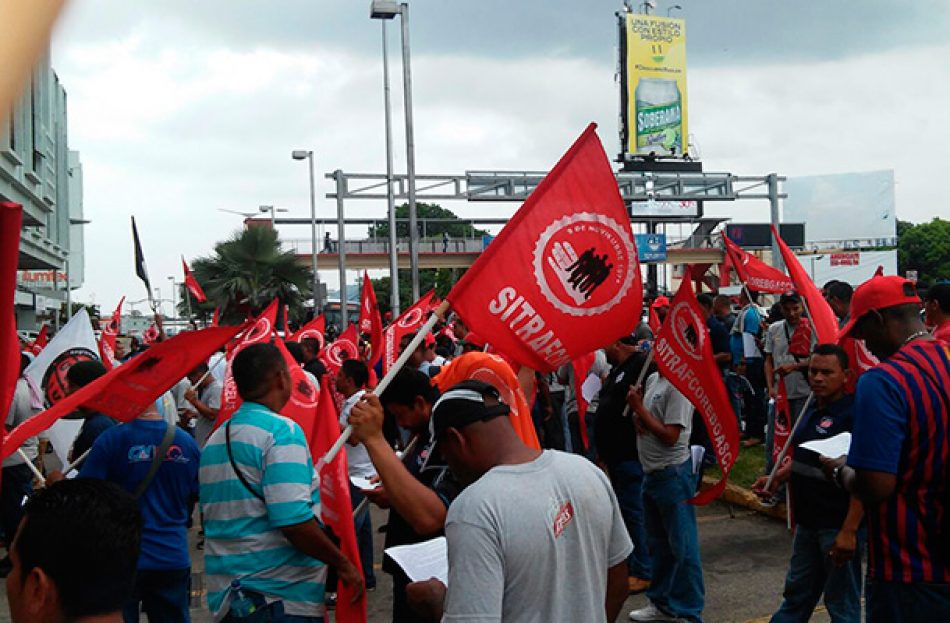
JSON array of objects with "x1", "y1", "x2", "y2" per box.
[
  {"x1": 783, "y1": 170, "x2": 896, "y2": 246},
  {"x1": 635, "y1": 233, "x2": 667, "y2": 262},
  {"x1": 726, "y1": 223, "x2": 805, "y2": 249},
  {"x1": 629, "y1": 199, "x2": 700, "y2": 218},
  {"x1": 622, "y1": 13, "x2": 689, "y2": 158}
]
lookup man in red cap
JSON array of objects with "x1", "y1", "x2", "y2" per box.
[
  {"x1": 824, "y1": 276, "x2": 950, "y2": 622},
  {"x1": 460, "y1": 333, "x2": 487, "y2": 354}
]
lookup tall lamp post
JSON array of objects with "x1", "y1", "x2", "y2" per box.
[
  {"x1": 371, "y1": 0, "x2": 420, "y2": 301},
  {"x1": 376, "y1": 18, "x2": 400, "y2": 315},
  {"x1": 167, "y1": 276, "x2": 177, "y2": 321},
  {"x1": 292, "y1": 149, "x2": 323, "y2": 315}
]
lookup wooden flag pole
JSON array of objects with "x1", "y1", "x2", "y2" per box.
[
  {"x1": 323, "y1": 300, "x2": 450, "y2": 466},
  {"x1": 18, "y1": 449, "x2": 45, "y2": 482},
  {"x1": 351, "y1": 434, "x2": 420, "y2": 519}
]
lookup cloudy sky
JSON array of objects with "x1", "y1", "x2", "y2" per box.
[{"x1": 51, "y1": 0, "x2": 950, "y2": 312}]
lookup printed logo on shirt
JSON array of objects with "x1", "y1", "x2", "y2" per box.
[
  {"x1": 817, "y1": 417, "x2": 834, "y2": 431},
  {"x1": 552, "y1": 500, "x2": 575, "y2": 538},
  {"x1": 127, "y1": 444, "x2": 191, "y2": 464}
]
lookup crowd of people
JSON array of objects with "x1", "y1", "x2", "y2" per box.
[{"x1": 3, "y1": 273, "x2": 950, "y2": 623}]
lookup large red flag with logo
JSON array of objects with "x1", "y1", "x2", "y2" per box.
[
  {"x1": 181, "y1": 256, "x2": 207, "y2": 304},
  {"x1": 1, "y1": 203, "x2": 24, "y2": 455},
  {"x1": 433, "y1": 351, "x2": 541, "y2": 450},
  {"x1": 446, "y1": 124, "x2": 641, "y2": 373},
  {"x1": 358, "y1": 273, "x2": 384, "y2": 366},
  {"x1": 321, "y1": 324, "x2": 360, "y2": 377},
  {"x1": 311, "y1": 385, "x2": 366, "y2": 623},
  {"x1": 2, "y1": 325, "x2": 245, "y2": 460},
  {"x1": 770, "y1": 225, "x2": 838, "y2": 344},
  {"x1": 652, "y1": 279, "x2": 740, "y2": 505},
  {"x1": 382, "y1": 290, "x2": 436, "y2": 373},
  {"x1": 216, "y1": 300, "x2": 279, "y2": 426},
  {"x1": 723, "y1": 236, "x2": 793, "y2": 294},
  {"x1": 290, "y1": 314, "x2": 326, "y2": 347},
  {"x1": 99, "y1": 297, "x2": 125, "y2": 369}
]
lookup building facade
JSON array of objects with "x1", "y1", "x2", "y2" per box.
[{"x1": 2, "y1": 48, "x2": 84, "y2": 330}]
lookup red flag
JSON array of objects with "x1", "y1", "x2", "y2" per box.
[
  {"x1": 770, "y1": 225, "x2": 838, "y2": 344},
  {"x1": 648, "y1": 307, "x2": 661, "y2": 334},
  {"x1": 446, "y1": 124, "x2": 642, "y2": 372},
  {"x1": 652, "y1": 279, "x2": 740, "y2": 505},
  {"x1": 291, "y1": 315, "x2": 326, "y2": 348},
  {"x1": 216, "y1": 300, "x2": 280, "y2": 427},
  {"x1": 142, "y1": 324, "x2": 159, "y2": 345},
  {"x1": 181, "y1": 256, "x2": 207, "y2": 303},
  {"x1": 2, "y1": 325, "x2": 245, "y2": 460},
  {"x1": 771, "y1": 378, "x2": 792, "y2": 470},
  {"x1": 874, "y1": 265, "x2": 885, "y2": 277},
  {"x1": 1, "y1": 203, "x2": 24, "y2": 450},
  {"x1": 432, "y1": 352, "x2": 541, "y2": 450},
  {"x1": 211, "y1": 307, "x2": 220, "y2": 327},
  {"x1": 358, "y1": 273, "x2": 384, "y2": 366},
  {"x1": 311, "y1": 384, "x2": 366, "y2": 622},
  {"x1": 723, "y1": 236, "x2": 793, "y2": 294},
  {"x1": 841, "y1": 336, "x2": 878, "y2": 394},
  {"x1": 321, "y1": 324, "x2": 360, "y2": 377},
  {"x1": 571, "y1": 352, "x2": 596, "y2": 451},
  {"x1": 29, "y1": 324, "x2": 49, "y2": 355},
  {"x1": 382, "y1": 291, "x2": 436, "y2": 373},
  {"x1": 98, "y1": 297, "x2": 125, "y2": 369},
  {"x1": 274, "y1": 338, "x2": 320, "y2": 437}
]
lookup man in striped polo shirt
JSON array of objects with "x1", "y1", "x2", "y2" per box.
[
  {"x1": 200, "y1": 343, "x2": 363, "y2": 622},
  {"x1": 829, "y1": 276, "x2": 950, "y2": 622}
]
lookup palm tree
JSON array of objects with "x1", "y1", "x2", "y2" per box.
[{"x1": 188, "y1": 226, "x2": 312, "y2": 324}]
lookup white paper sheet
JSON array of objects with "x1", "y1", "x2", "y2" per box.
[
  {"x1": 580, "y1": 374, "x2": 602, "y2": 403},
  {"x1": 384, "y1": 537, "x2": 448, "y2": 585},
  {"x1": 799, "y1": 432, "x2": 852, "y2": 459},
  {"x1": 690, "y1": 445, "x2": 706, "y2": 475},
  {"x1": 350, "y1": 474, "x2": 381, "y2": 491},
  {"x1": 742, "y1": 333, "x2": 762, "y2": 358}
]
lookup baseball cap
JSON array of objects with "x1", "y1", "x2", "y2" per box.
[
  {"x1": 462, "y1": 332, "x2": 486, "y2": 349},
  {"x1": 779, "y1": 291, "x2": 802, "y2": 304},
  {"x1": 651, "y1": 296, "x2": 671, "y2": 308},
  {"x1": 840, "y1": 275, "x2": 921, "y2": 337},
  {"x1": 429, "y1": 380, "x2": 511, "y2": 443}
]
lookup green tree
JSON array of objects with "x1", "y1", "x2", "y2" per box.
[
  {"x1": 184, "y1": 226, "x2": 313, "y2": 324},
  {"x1": 898, "y1": 217, "x2": 950, "y2": 284},
  {"x1": 368, "y1": 203, "x2": 489, "y2": 239}
]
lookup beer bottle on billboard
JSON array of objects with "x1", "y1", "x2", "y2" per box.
[{"x1": 634, "y1": 78, "x2": 683, "y2": 156}]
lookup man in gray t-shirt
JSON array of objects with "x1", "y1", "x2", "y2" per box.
[
  {"x1": 184, "y1": 362, "x2": 222, "y2": 448},
  {"x1": 627, "y1": 372, "x2": 705, "y2": 623},
  {"x1": 406, "y1": 380, "x2": 632, "y2": 623}
]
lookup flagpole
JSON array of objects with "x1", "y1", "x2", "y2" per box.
[
  {"x1": 63, "y1": 448, "x2": 92, "y2": 474},
  {"x1": 352, "y1": 434, "x2": 420, "y2": 519},
  {"x1": 763, "y1": 391, "x2": 813, "y2": 491},
  {"x1": 323, "y1": 300, "x2": 450, "y2": 466},
  {"x1": 621, "y1": 347, "x2": 656, "y2": 419},
  {"x1": 18, "y1": 450, "x2": 45, "y2": 482}
]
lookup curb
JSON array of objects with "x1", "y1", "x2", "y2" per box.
[{"x1": 700, "y1": 476, "x2": 788, "y2": 521}]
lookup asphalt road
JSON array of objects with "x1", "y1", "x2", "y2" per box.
[{"x1": 0, "y1": 500, "x2": 842, "y2": 622}]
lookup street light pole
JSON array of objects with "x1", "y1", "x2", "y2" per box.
[
  {"x1": 334, "y1": 170, "x2": 349, "y2": 329},
  {"x1": 293, "y1": 150, "x2": 322, "y2": 315},
  {"x1": 381, "y1": 20, "x2": 401, "y2": 315},
  {"x1": 167, "y1": 276, "x2": 176, "y2": 320},
  {"x1": 399, "y1": 2, "x2": 421, "y2": 301}
]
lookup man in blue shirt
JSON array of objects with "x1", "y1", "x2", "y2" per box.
[
  {"x1": 754, "y1": 344, "x2": 864, "y2": 623},
  {"x1": 730, "y1": 289, "x2": 768, "y2": 447},
  {"x1": 77, "y1": 397, "x2": 200, "y2": 623},
  {"x1": 200, "y1": 343, "x2": 362, "y2": 622}
]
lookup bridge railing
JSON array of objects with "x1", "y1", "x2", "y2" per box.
[{"x1": 285, "y1": 237, "x2": 486, "y2": 255}]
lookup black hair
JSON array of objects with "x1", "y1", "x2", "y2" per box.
[
  {"x1": 232, "y1": 343, "x2": 286, "y2": 400},
  {"x1": 16, "y1": 479, "x2": 141, "y2": 618},
  {"x1": 696, "y1": 293, "x2": 715, "y2": 308},
  {"x1": 19, "y1": 353, "x2": 29, "y2": 375},
  {"x1": 826, "y1": 281, "x2": 853, "y2": 303},
  {"x1": 299, "y1": 337, "x2": 320, "y2": 353},
  {"x1": 822, "y1": 280, "x2": 840, "y2": 292},
  {"x1": 811, "y1": 343, "x2": 849, "y2": 370},
  {"x1": 926, "y1": 282, "x2": 950, "y2": 313},
  {"x1": 340, "y1": 359, "x2": 369, "y2": 388},
  {"x1": 284, "y1": 341, "x2": 306, "y2": 365},
  {"x1": 65, "y1": 360, "x2": 108, "y2": 388},
  {"x1": 379, "y1": 367, "x2": 437, "y2": 408},
  {"x1": 779, "y1": 291, "x2": 802, "y2": 305}
]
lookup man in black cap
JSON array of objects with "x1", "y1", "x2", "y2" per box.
[{"x1": 405, "y1": 380, "x2": 631, "y2": 622}]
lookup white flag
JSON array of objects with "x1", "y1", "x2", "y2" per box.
[{"x1": 24, "y1": 309, "x2": 100, "y2": 466}]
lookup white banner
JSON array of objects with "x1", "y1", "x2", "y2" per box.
[{"x1": 24, "y1": 309, "x2": 100, "y2": 466}]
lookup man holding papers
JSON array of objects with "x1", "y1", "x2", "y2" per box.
[
  {"x1": 753, "y1": 344, "x2": 864, "y2": 623},
  {"x1": 404, "y1": 380, "x2": 632, "y2": 622}
]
